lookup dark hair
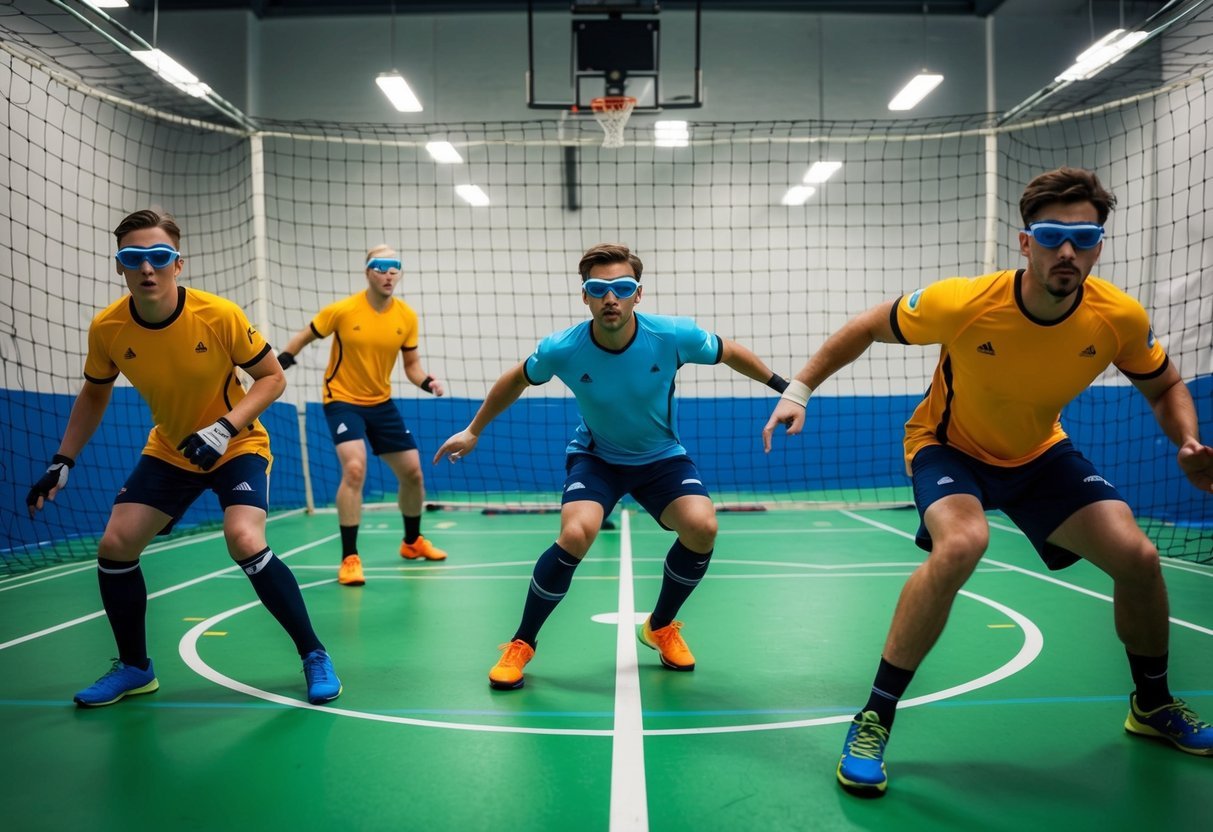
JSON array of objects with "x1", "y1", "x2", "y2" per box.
[
  {"x1": 113, "y1": 209, "x2": 182, "y2": 247},
  {"x1": 578, "y1": 243, "x2": 644, "y2": 281},
  {"x1": 1019, "y1": 167, "x2": 1117, "y2": 226}
]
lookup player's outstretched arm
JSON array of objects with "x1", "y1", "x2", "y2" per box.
[
  {"x1": 402, "y1": 347, "x2": 445, "y2": 397},
  {"x1": 27, "y1": 379, "x2": 112, "y2": 516},
  {"x1": 1131, "y1": 363, "x2": 1213, "y2": 493},
  {"x1": 275, "y1": 326, "x2": 320, "y2": 370},
  {"x1": 719, "y1": 338, "x2": 788, "y2": 392},
  {"x1": 763, "y1": 299, "x2": 899, "y2": 453},
  {"x1": 433, "y1": 362, "x2": 530, "y2": 464}
]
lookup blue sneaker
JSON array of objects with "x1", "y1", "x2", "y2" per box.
[
  {"x1": 303, "y1": 649, "x2": 342, "y2": 704},
  {"x1": 1125, "y1": 695, "x2": 1213, "y2": 756},
  {"x1": 74, "y1": 659, "x2": 159, "y2": 708},
  {"x1": 837, "y1": 710, "x2": 890, "y2": 795}
]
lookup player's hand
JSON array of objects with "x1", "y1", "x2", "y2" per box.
[
  {"x1": 26, "y1": 454, "x2": 74, "y2": 517},
  {"x1": 177, "y1": 417, "x2": 236, "y2": 472},
  {"x1": 433, "y1": 429, "x2": 478, "y2": 464},
  {"x1": 421, "y1": 375, "x2": 445, "y2": 397},
  {"x1": 277, "y1": 351, "x2": 296, "y2": 370},
  {"x1": 1177, "y1": 439, "x2": 1213, "y2": 493},
  {"x1": 762, "y1": 399, "x2": 806, "y2": 453}
]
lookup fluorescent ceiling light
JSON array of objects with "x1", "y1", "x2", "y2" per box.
[
  {"x1": 425, "y1": 141, "x2": 463, "y2": 164},
  {"x1": 131, "y1": 49, "x2": 212, "y2": 98},
  {"x1": 654, "y1": 120, "x2": 689, "y2": 148},
  {"x1": 84, "y1": 0, "x2": 129, "y2": 8},
  {"x1": 375, "y1": 71, "x2": 423, "y2": 112},
  {"x1": 455, "y1": 184, "x2": 490, "y2": 207},
  {"x1": 1055, "y1": 29, "x2": 1149, "y2": 82},
  {"x1": 888, "y1": 73, "x2": 944, "y2": 111},
  {"x1": 803, "y1": 161, "x2": 842, "y2": 184},
  {"x1": 781, "y1": 185, "x2": 816, "y2": 206}
]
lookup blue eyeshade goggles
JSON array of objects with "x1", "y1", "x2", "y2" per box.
[
  {"x1": 1023, "y1": 221, "x2": 1105, "y2": 250},
  {"x1": 115, "y1": 245, "x2": 181, "y2": 270},
  {"x1": 367, "y1": 258, "x2": 402, "y2": 273},
  {"x1": 583, "y1": 277, "x2": 640, "y2": 299}
]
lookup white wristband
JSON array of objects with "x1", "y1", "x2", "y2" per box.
[{"x1": 780, "y1": 379, "x2": 814, "y2": 408}]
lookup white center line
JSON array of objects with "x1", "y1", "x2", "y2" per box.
[{"x1": 610, "y1": 510, "x2": 648, "y2": 832}]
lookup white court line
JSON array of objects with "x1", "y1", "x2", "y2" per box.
[
  {"x1": 610, "y1": 510, "x2": 648, "y2": 831},
  {"x1": 645, "y1": 588, "x2": 1043, "y2": 737},
  {"x1": 842, "y1": 510, "x2": 1213, "y2": 637},
  {"x1": 0, "y1": 509, "x2": 306, "y2": 593},
  {"x1": 177, "y1": 584, "x2": 611, "y2": 737},
  {"x1": 0, "y1": 533, "x2": 337, "y2": 652},
  {"x1": 987, "y1": 518, "x2": 1213, "y2": 579}
]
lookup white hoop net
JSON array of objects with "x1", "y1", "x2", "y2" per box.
[{"x1": 590, "y1": 97, "x2": 636, "y2": 149}]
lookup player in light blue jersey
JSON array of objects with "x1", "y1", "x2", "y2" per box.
[{"x1": 435, "y1": 243, "x2": 787, "y2": 689}]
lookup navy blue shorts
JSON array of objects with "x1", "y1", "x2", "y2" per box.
[
  {"x1": 562, "y1": 453, "x2": 711, "y2": 529},
  {"x1": 114, "y1": 453, "x2": 270, "y2": 535},
  {"x1": 323, "y1": 400, "x2": 417, "y2": 455},
  {"x1": 910, "y1": 439, "x2": 1126, "y2": 570}
]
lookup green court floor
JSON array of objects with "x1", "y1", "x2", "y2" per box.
[{"x1": 1, "y1": 507, "x2": 1210, "y2": 831}]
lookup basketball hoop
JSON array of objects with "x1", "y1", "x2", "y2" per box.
[{"x1": 590, "y1": 96, "x2": 637, "y2": 149}]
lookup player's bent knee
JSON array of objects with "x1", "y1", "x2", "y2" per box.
[
  {"x1": 97, "y1": 533, "x2": 142, "y2": 561},
  {"x1": 342, "y1": 463, "x2": 366, "y2": 486},
  {"x1": 224, "y1": 527, "x2": 268, "y2": 559}
]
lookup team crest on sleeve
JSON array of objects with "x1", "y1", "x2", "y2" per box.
[
  {"x1": 1146, "y1": 327, "x2": 1156, "y2": 348},
  {"x1": 907, "y1": 289, "x2": 924, "y2": 310}
]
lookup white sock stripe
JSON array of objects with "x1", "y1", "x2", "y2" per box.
[
  {"x1": 97, "y1": 561, "x2": 141, "y2": 575},
  {"x1": 1144, "y1": 669, "x2": 1169, "y2": 680},
  {"x1": 529, "y1": 577, "x2": 567, "y2": 602},
  {"x1": 870, "y1": 686, "x2": 899, "y2": 702},
  {"x1": 663, "y1": 562, "x2": 703, "y2": 587},
  {"x1": 241, "y1": 551, "x2": 274, "y2": 575}
]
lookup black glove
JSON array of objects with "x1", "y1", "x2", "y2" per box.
[
  {"x1": 177, "y1": 417, "x2": 236, "y2": 472},
  {"x1": 420, "y1": 375, "x2": 435, "y2": 394},
  {"x1": 766, "y1": 374, "x2": 790, "y2": 393},
  {"x1": 27, "y1": 454, "x2": 74, "y2": 511},
  {"x1": 277, "y1": 351, "x2": 296, "y2": 370}
]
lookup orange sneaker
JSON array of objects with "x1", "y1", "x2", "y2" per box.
[
  {"x1": 337, "y1": 554, "x2": 365, "y2": 586},
  {"x1": 400, "y1": 535, "x2": 447, "y2": 561},
  {"x1": 639, "y1": 618, "x2": 695, "y2": 671},
  {"x1": 489, "y1": 639, "x2": 535, "y2": 690}
]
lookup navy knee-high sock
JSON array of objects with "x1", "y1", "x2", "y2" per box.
[
  {"x1": 513, "y1": 543, "x2": 581, "y2": 647},
  {"x1": 649, "y1": 540, "x2": 712, "y2": 630},
  {"x1": 97, "y1": 558, "x2": 149, "y2": 670},
  {"x1": 861, "y1": 657, "x2": 916, "y2": 730},
  {"x1": 236, "y1": 548, "x2": 323, "y2": 657}
]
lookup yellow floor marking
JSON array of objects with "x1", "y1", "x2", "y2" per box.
[
  {"x1": 202, "y1": 631, "x2": 228, "y2": 637},
  {"x1": 987, "y1": 623, "x2": 1017, "y2": 629},
  {"x1": 183, "y1": 617, "x2": 205, "y2": 621}
]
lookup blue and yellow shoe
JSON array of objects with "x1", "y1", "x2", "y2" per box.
[
  {"x1": 74, "y1": 659, "x2": 159, "y2": 708},
  {"x1": 303, "y1": 649, "x2": 342, "y2": 704},
  {"x1": 1124, "y1": 695, "x2": 1213, "y2": 756},
  {"x1": 837, "y1": 710, "x2": 890, "y2": 795}
]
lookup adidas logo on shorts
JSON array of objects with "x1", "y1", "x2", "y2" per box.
[
  {"x1": 1083, "y1": 475, "x2": 1112, "y2": 487},
  {"x1": 937, "y1": 476, "x2": 955, "y2": 485},
  {"x1": 566, "y1": 481, "x2": 586, "y2": 492},
  {"x1": 232, "y1": 482, "x2": 254, "y2": 492},
  {"x1": 336, "y1": 423, "x2": 348, "y2": 434}
]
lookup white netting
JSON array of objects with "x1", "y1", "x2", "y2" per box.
[{"x1": 590, "y1": 97, "x2": 637, "y2": 148}]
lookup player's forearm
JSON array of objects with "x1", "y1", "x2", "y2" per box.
[
  {"x1": 792, "y1": 303, "x2": 892, "y2": 390},
  {"x1": 1149, "y1": 379, "x2": 1202, "y2": 447},
  {"x1": 57, "y1": 381, "x2": 113, "y2": 459},
  {"x1": 282, "y1": 328, "x2": 317, "y2": 356},
  {"x1": 721, "y1": 339, "x2": 776, "y2": 384},
  {"x1": 224, "y1": 373, "x2": 286, "y2": 430},
  {"x1": 468, "y1": 368, "x2": 529, "y2": 436}
]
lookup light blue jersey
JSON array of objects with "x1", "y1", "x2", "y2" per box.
[{"x1": 524, "y1": 313, "x2": 723, "y2": 465}]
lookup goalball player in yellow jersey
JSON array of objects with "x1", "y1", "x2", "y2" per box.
[
  {"x1": 26, "y1": 209, "x2": 342, "y2": 707},
  {"x1": 763, "y1": 168, "x2": 1213, "y2": 794},
  {"x1": 278, "y1": 245, "x2": 447, "y2": 586}
]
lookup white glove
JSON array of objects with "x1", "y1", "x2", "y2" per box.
[{"x1": 177, "y1": 417, "x2": 236, "y2": 471}]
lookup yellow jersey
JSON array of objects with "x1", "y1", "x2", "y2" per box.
[
  {"x1": 309, "y1": 291, "x2": 420, "y2": 405},
  {"x1": 84, "y1": 286, "x2": 273, "y2": 471},
  {"x1": 892, "y1": 270, "x2": 1168, "y2": 469}
]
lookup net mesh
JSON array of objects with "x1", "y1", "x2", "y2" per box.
[{"x1": 2, "y1": 6, "x2": 1211, "y2": 573}]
